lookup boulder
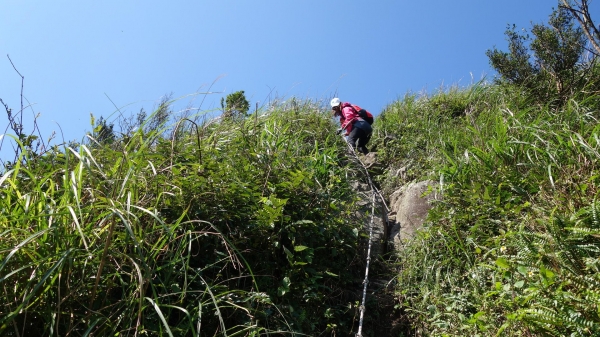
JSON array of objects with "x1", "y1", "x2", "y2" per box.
[{"x1": 388, "y1": 180, "x2": 440, "y2": 251}]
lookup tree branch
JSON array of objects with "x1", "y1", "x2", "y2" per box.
[{"x1": 560, "y1": 0, "x2": 600, "y2": 56}]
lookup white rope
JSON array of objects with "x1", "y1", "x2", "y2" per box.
[
  {"x1": 357, "y1": 188, "x2": 376, "y2": 337},
  {"x1": 340, "y1": 135, "x2": 380, "y2": 337}
]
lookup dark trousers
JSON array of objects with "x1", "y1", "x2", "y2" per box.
[{"x1": 347, "y1": 120, "x2": 372, "y2": 154}]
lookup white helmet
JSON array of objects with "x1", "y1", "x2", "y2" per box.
[{"x1": 330, "y1": 97, "x2": 341, "y2": 107}]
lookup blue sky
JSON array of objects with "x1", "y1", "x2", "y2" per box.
[{"x1": 0, "y1": 1, "x2": 593, "y2": 154}]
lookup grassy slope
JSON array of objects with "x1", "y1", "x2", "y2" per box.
[
  {"x1": 3, "y1": 74, "x2": 600, "y2": 337},
  {"x1": 375, "y1": 81, "x2": 600, "y2": 336},
  {"x1": 0, "y1": 103, "x2": 376, "y2": 336}
]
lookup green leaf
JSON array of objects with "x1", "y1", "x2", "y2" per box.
[
  {"x1": 294, "y1": 245, "x2": 309, "y2": 252},
  {"x1": 483, "y1": 186, "x2": 491, "y2": 200},
  {"x1": 495, "y1": 257, "x2": 510, "y2": 270},
  {"x1": 540, "y1": 266, "x2": 555, "y2": 280},
  {"x1": 282, "y1": 245, "x2": 294, "y2": 258},
  {"x1": 277, "y1": 277, "x2": 291, "y2": 296},
  {"x1": 145, "y1": 298, "x2": 174, "y2": 337},
  {"x1": 277, "y1": 287, "x2": 286, "y2": 296},
  {"x1": 468, "y1": 311, "x2": 485, "y2": 324},
  {"x1": 325, "y1": 271, "x2": 338, "y2": 277}
]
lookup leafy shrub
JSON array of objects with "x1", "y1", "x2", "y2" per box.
[{"x1": 486, "y1": 7, "x2": 591, "y2": 105}]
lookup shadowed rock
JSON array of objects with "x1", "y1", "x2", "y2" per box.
[{"x1": 388, "y1": 180, "x2": 441, "y2": 251}]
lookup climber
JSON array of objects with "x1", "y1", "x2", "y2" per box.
[{"x1": 331, "y1": 97, "x2": 373, "y2": 154}]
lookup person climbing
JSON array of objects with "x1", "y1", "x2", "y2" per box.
[{"x1": 331, "y1": 97, "x2": 373, "y2": 154}]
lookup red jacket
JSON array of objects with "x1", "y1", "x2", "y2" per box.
[{"x1": 336, "y1": 102, "x2": 362, "y2": 135}]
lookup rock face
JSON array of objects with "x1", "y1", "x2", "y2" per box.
[
  {"x1": 387, "y1": 180, "x2": 440, "y2": 251},
  {"x1": 351, "y1": 180, "x2": 388, "y2": 258},
  {"x1": 360, "y1": 152, "x2": 385, "y2": 176},
  {"x1": 351, "y1": 152, "x2": 441, "y2": 255}
]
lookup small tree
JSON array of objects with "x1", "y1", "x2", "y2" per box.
[
  {"x1": 486, "y1": 25, "x2": 536, "y2": 86},
  {"x1": 486, "y1": 7, "x2": 588, "y2": 102},
  {"x1": 221, "y1": 90, "x2": 250, "y2": 119},
  {"x1": 531, "y1": 8, "x2": 586, "y2": 93}
]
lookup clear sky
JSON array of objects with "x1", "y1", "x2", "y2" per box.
[{"x1": 0, "y1": 1, "x2": 595, "y2": 153}]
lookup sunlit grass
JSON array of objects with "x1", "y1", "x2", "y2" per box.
[
  {"x1": 0, "y1": 100, "x2": 366, "y2": 336},
  {"x1": 378, "y1": 80, "x2": 600, "y2": 335}
]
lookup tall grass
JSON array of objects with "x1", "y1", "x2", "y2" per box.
[
  {"x1": 379, "y1": 81, "x2": 600, "y2": 335},
  {"x1": 0, "y1": 100, "x2": 368, "y2": 336}
]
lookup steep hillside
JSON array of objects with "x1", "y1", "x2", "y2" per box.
[
  {"x1": 373, "y1": 5, "x2": 600, "y2": 334},
  {"x1": 0, "y1": 101, "x2": 387, "y2": 336},
  {"x1": 4, "y1": 78, "x2": 600, "y2": 336},
  {"x1": 3, "y1": 5, "x2": 600, "y2": 336},
  {"x1": 375, "y1": 80, "x2": 600, "y2": 335}
]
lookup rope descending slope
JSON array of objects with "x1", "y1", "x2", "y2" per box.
[
  {"x1": 357, "y1": 187, "x2": 376, "y2": 337},
  {"x1": 340, "y1": 136, "x2": 387, "y2": 337}
]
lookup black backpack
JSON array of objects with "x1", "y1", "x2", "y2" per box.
[{"x1": 355, "y1": 107, "x2": 374, "y2": 125}]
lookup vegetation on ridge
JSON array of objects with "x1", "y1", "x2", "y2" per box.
[{"x1": 375, "y1": 4, "x2": 600, "y2": 336}]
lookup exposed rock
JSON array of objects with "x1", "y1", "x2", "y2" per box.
[
  {"x1": 352, "y1": 180, "x2": 388, "y2": 258},
  {"x1": 360, "y1": 152, "x2": 378, "y2": 168},
  {"x1": 360, "y1": 152, "x2": 385, "y2": 176},
  {"x1": 394, "y1": 166, "x2": 407, "y2": 180},
  {"x1": 388, "y1": 180, "x2": 441, "y2": 251}
]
